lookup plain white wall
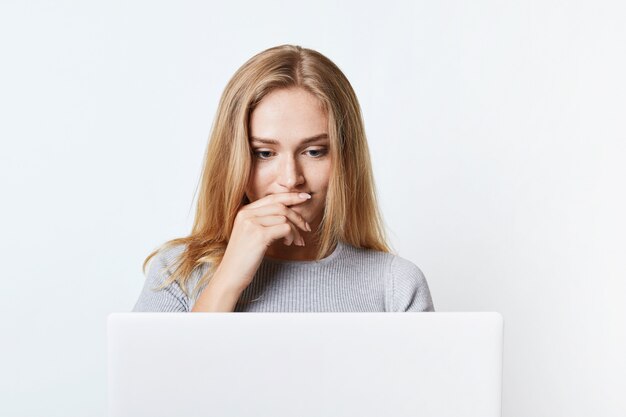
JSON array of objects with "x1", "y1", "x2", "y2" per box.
[{"x1": 1, "y1": 1, "x2": 624, "y2": 416}]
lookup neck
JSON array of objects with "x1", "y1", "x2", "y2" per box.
[{"x1": 265, "y1": 232, "x2": 321, "y2": 261}]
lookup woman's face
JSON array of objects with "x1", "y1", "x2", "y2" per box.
[{"x1": 245, "y1": 87, "x2": 331, "y2": 228}]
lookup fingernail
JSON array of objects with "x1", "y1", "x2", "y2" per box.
[
  {"x1": 298, "y1": 193, "x2": 311, "y2": 199},
  {"x1": 306, "y1": 222, "x2": 311, "y2": 232}
]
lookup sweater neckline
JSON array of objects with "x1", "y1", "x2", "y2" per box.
[{"x1": 261, "y1": 240, "x2": 345, "y2": 266}]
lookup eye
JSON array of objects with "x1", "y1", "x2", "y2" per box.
[
  {"x1": 251, "y1": 148, "x2": 329, "y2": 161},
  {"x1": 253, "y1": 150, "x2": 273, "y2": 160},
  {"x1": 306, "y1": 148, "x2": 328, "y2": 158}
]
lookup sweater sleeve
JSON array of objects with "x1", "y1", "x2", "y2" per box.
[
  {"x1": 390, "y1": 256, "x2": 435, "y2": 312},
  {"x1": 132, "y1": 246, "x2": 190, "y2": 312}
]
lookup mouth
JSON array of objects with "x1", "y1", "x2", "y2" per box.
[{"x1": 267, "y1": 192, "x2": 314, "y2": 198}]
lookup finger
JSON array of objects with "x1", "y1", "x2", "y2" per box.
[
  {"x1": 286, "y1": 221, "x2": 304, "y2": 246},
  {"x1": 264, "y1": 223, "x2": 297, "y2": 246},
  {"x1": 247, "y1": 203, "x2": 310, "y2": 233},
  {"x1": 253, "y1": 215, "x2": 304, "y2": 246},
  {"x1": 244, "y1": 192, "x2": 312, "y2": 211}
]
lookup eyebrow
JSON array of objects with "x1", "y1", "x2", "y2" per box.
[{"x1": 249, "y1": 133, "x2": 329, "y2": 145}]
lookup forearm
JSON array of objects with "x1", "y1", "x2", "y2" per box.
[{"x1": 191, "y1": 269, "x2": 244, "y2": 312}]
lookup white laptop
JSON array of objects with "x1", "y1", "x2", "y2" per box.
[{"x1": 107, "y1": 312, "x2": 503, "y2": 417}]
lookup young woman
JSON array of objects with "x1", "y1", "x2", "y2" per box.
[{"x1": 132, "y1": 44, "x2": 435, "y2": 313}]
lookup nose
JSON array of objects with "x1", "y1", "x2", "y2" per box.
[{"x1": 277, "y1": 154, "x2": 305, "y2": 190}]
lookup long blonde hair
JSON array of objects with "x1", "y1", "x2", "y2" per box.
[{"x1": 145, "y1": 44, "x2": 394, "y2": 299}]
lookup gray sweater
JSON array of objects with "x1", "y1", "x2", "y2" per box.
[{"x1": 132, "y1": 240, "x2": 435, "y2": 312}]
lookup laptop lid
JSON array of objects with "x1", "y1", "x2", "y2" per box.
[{"x1": 107, "y1": 312, "x2": 503, "y2": 417}]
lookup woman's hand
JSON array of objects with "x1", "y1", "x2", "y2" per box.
[{"x1": 214, "y1": 192, "x2": 313, "y2": 294}]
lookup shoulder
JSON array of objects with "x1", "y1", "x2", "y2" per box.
[
  {"x1": 387, "y1": 253, "x2": 435, "y2": 312},
  {"x1": 146, "y1": 243, "x2": 187, "y2": 285},
  {"x1": 338, "y1": 242, "x2": 434, "y2": 312},
  {"x1": 338, "y1": 241, "x2": 393, "y2": 267},
  {"x1": 132, "y1": 243, "x2": 190, "y2": 312}
]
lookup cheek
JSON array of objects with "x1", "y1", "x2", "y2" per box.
[
  {"x1": 245, "y1": 176, "x2": 262, "y2": 200},
  {"x1": 247, "y1": 165, "x2": 272, "y2": 187},
  {"x1": 314, "y1": 162, "x2": 332, "y2": 189},
  {"x1": 252, "y1": 163, "x2": 278, "y2": 180}
]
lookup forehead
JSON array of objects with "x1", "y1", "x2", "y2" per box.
[{"x1": 249, "y1": 88, "x2": 328, "y2": 143}]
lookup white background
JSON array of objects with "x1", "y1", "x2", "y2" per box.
[{"x1": 1, "y1": 1, "x2": 624, "y2": 416}]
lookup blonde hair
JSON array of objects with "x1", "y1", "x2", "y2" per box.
[{"x1": 144, "y1": 44, "x2": 394, "y2": 299}]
